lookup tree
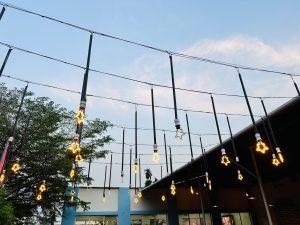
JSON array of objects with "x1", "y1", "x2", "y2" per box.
[
  {"x1": 144, "y1": 168, "x2": 153, "y2": 187},
  {"x1": 0, "y1": 188, "x2": 14, "y2": 225},
  {"x1": 0, "y1": 83, "x2": 113, "y2": 223}
]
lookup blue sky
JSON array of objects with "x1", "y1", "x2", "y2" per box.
[{"x1": 1, "y1": 1, "x2": 300, "y2": 189}]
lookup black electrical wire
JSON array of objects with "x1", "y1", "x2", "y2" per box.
[
  {"x1": 163, "y1": 132, "x2": 169, "y2": 174},
  {"x1": 129, "y1": 146, "x2": 132, "y2": 189},
  {"x1": 186, "y1": 113, "x2": 194, "y2": 160},
  {"x1": 0, "y1": 6, "x2": 5, "y2": 20},
  {"x1": 0, "y1": 48, "x2": 12, "y2": 77},
  {"x1": 210, "y1": 95, "x2": 224, "y2": 148},
  {"x1": 169, "y1": 55, "x2": 179, "y2": 126},
  {"x1": 1, "y1": 1, "x2": 300, "y2": 77},
  {"x1": 108, "y1": 154, "x2": 112, "y2": 192},
  {"x1": 121, "y1": 128, "x2": 125, "y2": 179}
]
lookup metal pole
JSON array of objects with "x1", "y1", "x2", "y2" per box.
[
  {"x1": 121, "y1": 128, "x2": 125, "y2": 180},
  {"x1": 210, "y1": 95, "x2": 223, "y2": 146},
  {"x1": 129, "y1": 146, "x2": 132, "y2": 189},
  {"x1": 249, "y1": 147, "x2": 274, "y2": 225}
]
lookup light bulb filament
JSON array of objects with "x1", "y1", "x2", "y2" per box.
[
  {"x1": 221, "y1": 155, "x2": 230, "y2": 166},
  {"x1": 11, "y1": 162, "x2": 21, "y2": 173},
  {"x1": 75, "y1": 109, "x2": 85, "y2": 124},
  {"x1": 256, "y1": 140, "x2": 269, "y2": 154}
]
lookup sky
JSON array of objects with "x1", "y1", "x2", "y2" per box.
[{"x1": 1, "y1": 0, "x2": 300, "y2": 190}]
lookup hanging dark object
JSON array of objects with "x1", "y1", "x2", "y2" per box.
[
  {"x1": 0, "y1": 7, "x2": 5, "y2": 21},
  {"x1": 134, "y1": 163, "x2": 138, "y2": 204},
  {"x1": 261, "y1": 99, "x2": 284, "y2": 164},
  {"x1": 121, "y1": 128, "x2": 125, "y2": 182},
  {"x1": 169, "y1": 55, "x2": 185, "y2": 139},
  {"x1": 185, "y1": 113, "x2": 194, "y2": 160},
  {"x1": 238, "y1": 71, "x2": 269, "y2": 154},
  {"x1": 151, "y1": 86, "x2": 160, "y2": 163},
  {"x1": 163, "y1": 132, "x2": 169, "y2": 175},
  {"x1": 200, "y1": 137, "x2": 211, "y2": 190},
  {"x1": 210, "y1": 95, "x2": 230, "y2": 166},
  {"x1": 0, "y1": 84, "x2": 28, "y2": 175},
  {"x1": 226, "y1": 115, "x2": 243, "y2": 181},
  {"x1": 169, "y1": 146, "x2": 176, "y2": 196},
  {"x1": 290, "y1": 75, "x2": 300, "y2": 96},
  {"x1": 87, "y1": 156, "x2": 92, "y2": 188},
  {"x1": 199, "y1": 136, "x2": 206, "y2": 186},
  {"x1": 134, "y1": 105, "x2": 138, "y2": 174},
  {"x1": 108, "y1": 154, "x2": 112, "y2": 195},
  {"x1": 103, "y1": 164, "x2": 107, "y2": 202},
  {"x1": 0, "y1": 48, "x2": 12, "y2": 78}
]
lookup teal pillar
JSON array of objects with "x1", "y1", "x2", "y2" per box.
[
  {"x1": 167, "y1": 195, "x2": 179, "y2": 225},
  {"x1": 118, "y1": 187, "x2": 131, "y2": 225},
  {"x1": 61, "y1": 187, "x2": 78, "y2": 225}
]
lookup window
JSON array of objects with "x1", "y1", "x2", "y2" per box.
[
  {"x1": 130, "y1": 214, "x2": 167, "y2": 225},
  {"x1": 178, "y1": 213, "x2": 212, "y2": 225},
  {"x1": 221, "y1": 212, "x2": 252, "y2": 225},
  {"x1": 76, "y1": 215, "x2": 118, "y2": 225}
]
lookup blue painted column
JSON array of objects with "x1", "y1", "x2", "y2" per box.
[
  {"x1": 61, "y1": 187, "x2": 78, "y2": 225},
  {"x1": 167, "y1": 194, "x2": 179, "y2": 225},
  {"x1": 118, "y1": 187, "x2": 131, "y2": 225}
]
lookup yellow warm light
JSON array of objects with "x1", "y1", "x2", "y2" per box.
[
  {"x1": 134, "y1": 163, "x2": 138, "y2": 174},
  {"x1": 0, "y1": 173, "x2": 5, "y2": 183},
  {"x1": 256, "y1": 140, "x2": 269, "y2": 154},
  {"x1": 190, "y1": 186, "x2": 194, "y2": 194},
  {"x1": 75, "y1": 154, "x2": 83, "y2": 163},
  {"x1": 208, "y1": 180, "x2": 212, "y2": 191},
  {"x1": 238, "y1": 170, "x2": 244, "y2": 181},
  {"x1": 152, "y1": 150, "x2": 160, "y2": 163},
  {"x1": 39, "y1": 183, "x2": 46, "y2": 193},
  {"x1": 221, "y1": 154, "x2": 230, "y2": 166},
  {"x1": 138, "y1": 191, "x2": 142, "y2": 198},
  {"x1": 161, "y1": 195, "x2": 166, "y2": 202},
  {"x1": 36, "y1": 193, "x2": 42, "y2": 201},
  {"x1": 205, "y1": 172, "x2": 209, "y2": 184},
  {"x1": 68, "y1": 140, "x2": 81, "y2": 154},
  {"x1": 278, "y1": 152, "x2": 284, "y2": 163},
  {"x1": 70, "y1": 169, "x2": 75, "y2": 179},
  {"x1": 75, "y1": 109, "x2": 85, "y2": 124},
  {"x1": 70, "y1": 195, "x2": 74, "y2": 202},
  {"x1": 170, "y1": 181, "x2": 176, "y2": 196},
  {"x1": 70, "y1": 189, "x2": 75, "y2": 202},
  {"x1": 11, "y1": 162, "x2": 21, "y2": 173},
  {"x1": 272, "y1": 154, "x2": 280, "y2": 166},
  {"x1": 134, "y1": 196, "x2": 139, "y2": 204}
]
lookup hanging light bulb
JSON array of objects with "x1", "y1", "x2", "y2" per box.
[
  {"x1": 102, "y1": 195, "x2": 106, "y2": 203},
  {"x1": 134, "y1": 158, "x2": 138, "y2": 174},
  {"x1": 220, "y1": 148, "x2": 230, "y2": 166},
  {"x1": 276, "y1": 147, "x2": 284, "y2": 163},
  {"x1": 0, "y1": 170, "x2": 5, "y2": 185},
  {"x1": 170, "y1": 180, "x2": 176, "y2": 195},
  {"x1": 138, "y1": 191, "x2": 142, "y2": 198},
  {"x1": 134, "y1": 195, "x2": 139, "y2": 204},
  {"x1": 121, "y1": 171, "x2": 124, "y2": 183},
  {"x1": 75, "y1": 109, "x2": 85, "y2": 124},
  {"x1": 11, "y1": 158, "x2": 21, "y2": 173},
  {"x1": 190, "y1": 186, "x2": 194, "y2": 194},
  {"x1": 39, "y1": 180, "x2": 46, "y2": 192},
  {"x1": 70, "y1": 189, "x2": 75, "y2": 202},
  {"x1": 272, "y1": 154, "x2": 280, "y2": 166},
  {"x1": 255, "y1": 133, "x2": 269, "y2": 154},
  {"x1": 68, "y1": 134, "x2": 81, "y2": 154},
  {"x1": 205, "y1": 172, "x2": 209, "y2": 184},
  {"x1": 69, "y1": 165, "x2": 75, "y2": 180},
  {"x1": 161, "y1": 195, "x2": 166, "y2": 202},
  {"x1": 237, "y1": 170, "x2": 244, "y2": 181},
  {"x1": 208, "y1": 180, "x2": 212, "y2": 191},
  {"x1": 152, "y1": 144, "x2": 160, "y2": 163},
  {"x1": 75, "y1": 154, "x2": 83, "y2": 163},
  {"x1": 175, "y1": 119, "x2": 185, "y2": 139},
  {"x1": 36, "y1": 192, "x2": 42, "y2": 201}
]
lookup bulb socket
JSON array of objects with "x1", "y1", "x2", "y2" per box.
[
  {"x1": 255, "y1": 133, "x2": 262, "y2": 141},
  {"x1": 221, "y1": 148, "x2": 226, "y2": 155},
  {"x1": 275, "y1": 147, "x2": 281, "y2": 153},
  {"x1": 174, "y1": 119, "x2": 180, "y2": 129}
]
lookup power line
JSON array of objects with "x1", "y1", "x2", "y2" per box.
[
  {"x1": 2, "y1": 73, "x2": 268, "y2": 117},
  {"x1": 0, "y1": 42, "x2": 295, "y2": 101},
  {"x1": 1, "y1": 1, "x2": 300, "y2": 77}
]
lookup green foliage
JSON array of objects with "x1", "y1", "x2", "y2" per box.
[
  {"x1": 0, "y1": 83, "x2": 113, "y2": 223},
  {"x1": 144, "y1": 168, "x2": 154, "y2": 187},
  {"x1": 0, "y1": 189, "x2": 14, "y2": 225}
]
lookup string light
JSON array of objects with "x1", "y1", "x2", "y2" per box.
[
  {"x1": 272, "y1": 154, "x2": 280, "y2": 166},
  {"x1": 208, "y1": 180, "x2": 212, "y2": 191},
  {"x1": 68, "y1": 134, "x2": 81, "y2": 155},
  {"x1": 161, "y1": 195, "x2": 166, "y2": 202},
  {"x1": 220, "y1": 148, "x2": 230, "y2": 166},
  {"x1": 134, "y1": 159, "x2": 138, "y2": 174},
  {"x1": 255, "y1": 133, "x2": 269, "y2": 154},
  {"x1": 0, "y1": 170, "x2": 5, "y2": 185},
  {"x1": 11, "y1": 158, "x2": 21, "y2": 173},
  {"x1": 69, "y1": 165, "x2": 75, "y2": 180},
  {"x1": 134, "y1": 195, "x2": 139, "y2": 204},
  {"x1": 237, "y1": 170, "x2": 244, "y2": 181},
  {"x1": 138, "y1": 191, "x2": 142, "y2": 198},
  {"x1": 70, "y1": 189, "x2": 75, "y2": 202},
  {"x1": 276, "y1": 147, "x2": 284, "y2": 163},
  {"x1": 152, "y1": 144, "x2": 160, "y2": 163},
  {"x1": 205, "y1": 172, "x2": 209, "y2": 184},
  {"x1": 170, "y1": 180, "x2": 176, "y2": 195},
  {"x1": 190, "y1": 186, "x2": 194, "y2": 194},
  {"x1": 75, "y1": 154, "x2": 83, "y2": 163},
  {"x1": 36, "y1": 192, "x2": 42, "y2": 201},
  {"x1": 39, "y1": 180, "x2": 46, "y2": 192},
  {"x1": 75, "y1": 109, "x2": 85, "y2": 124}
]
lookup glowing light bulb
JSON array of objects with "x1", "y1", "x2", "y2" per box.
[
  {"x1": 161, "y1": 195, "x2": 166, "y2": 202},
  {"x1": 237, "y1": 170, "x2": 243, "y2": 181},
  {"x1": 75, "y1": 109, "x2": 85, "y2": 124},
  {"x1": 70, "y1": 189, "x2": 75, "y2": 202},
  {"x1": 69, "y1": 167, "x2": 75, "y2": 179},
  {"x1": 75, "y1": 154, "x2": 83, "y2": 163},
  {"x1": 103, "y1": 196, "x2": 106, "y2": 203},
  {"x1": 0, "y1": 171, "x2": 5, "y2": 185},
  {"x1": 152, "y1": 144, "x2": 160, "y2": 163},
  {"x1": 36, "y1": 192, "x2": 42, "y2": 201},
  {"x1": 208, "y1": 180, "x2": 212, "y2": 191},
  {"x1": 205, "y1": 172, "x2": 209, "y2": 184},
  {"x1": 272, "y1": 154, "x2": 280, "y2": 166},
  {"x1": 39, "y1": 180, "x2": 46, "y2": 192},
  {"x1": 190, "y1": 186, "x2": 194, "y2": 194},
  {"x1": 11, "y1": 161, "x2": 21, "y2": 173},
  {"x1": 138, "y1": 191, "x2": 142, "y2": 198},
  {"x1": 134, "y1": 159, "x2": 138, "y2": 174},
  {"x1": 255, "y1": 133, "x2": 269, "y2": 154},
  {"x1": 134, "y1": 196, "x2": 139, "y2": 204},
  {"x1": 170, "y1": 180, "x2": 176, "y2": 195},
  {"x1": 68, "y1": 137, "x2": 81, "y2": 155},
  {"x1": 276, "y1": 147, "x2": 284, "y2": 163},
  {"x1": 220, "y1": 148, "x2": 230, "y2": 166}
]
